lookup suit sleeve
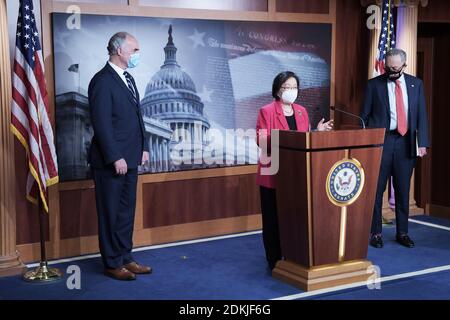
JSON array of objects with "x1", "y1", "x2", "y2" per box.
[
  {"x1": 138, "y1": 112, "x2": 149, "y2": 153},
  {"x1": 360, "y1": 81, "x2": 373, "y2": 127},
  {"x1": 417, "y1": 80, "x2": 430, "y2": 148},
  {"x1": 256, "y1": 108, "x2": 271, "y2": 154},
  {"x1": 303, "y1": 109, "x2": 310, "y2": 132},
  {"x1": 89, "y1": 77, "x2": 122, "y2": 165}
]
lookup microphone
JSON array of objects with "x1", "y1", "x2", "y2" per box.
[{"x1": 330, "y1": 106, "x2": 366, "y2": 129}]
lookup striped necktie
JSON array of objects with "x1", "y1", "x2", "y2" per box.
[{"x1": 123, "y1": 71, "x2": 137, "y2": 104}]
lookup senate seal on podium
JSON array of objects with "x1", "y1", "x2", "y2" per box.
[{"x1": 326, "y1": 158, "x2": 365, "y2": 207}]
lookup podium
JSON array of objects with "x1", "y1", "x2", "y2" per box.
[{"x1": 271, "y1": 128, "x2": 385, "y2": 291}]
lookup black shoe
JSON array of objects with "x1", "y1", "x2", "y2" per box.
[
  {"x1": 370, "y1": 235, "x2": 383, "y2": 248},
  {"x1": 396, "y1": 234, "x2": 415, "y2": 248}
]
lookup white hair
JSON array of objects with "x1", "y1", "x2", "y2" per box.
[
  {"x1": 107, "y1": 32, "x2": 133, "y2": 56},
  {"x1": 385, "y1": 48, "x2": 407, "y2": 63}
]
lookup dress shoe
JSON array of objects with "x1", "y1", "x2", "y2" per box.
[
  {"x1": 370, "y1": 235, "x2": 384, "y2": 248},
  {"x1": 124, "y1": 261, "x2": 152, "y2": 274},
  {"x1": 105, "y1": 267, "x2": 136, "y2": 281},
  {"x1": 396, "y1": 234, "x2": 415, "y2": 248}
]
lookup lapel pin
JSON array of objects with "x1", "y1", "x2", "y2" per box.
[
  {"x1": 298, "y1": 111, "x2": 302, "y2": 116},
  {"x1": 411, "y1": 84, "x2": 415, "y2": 87}
]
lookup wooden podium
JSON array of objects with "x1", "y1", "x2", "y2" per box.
[{"x1": 271, "y1": 128, "x2": 385, "y2": 291}]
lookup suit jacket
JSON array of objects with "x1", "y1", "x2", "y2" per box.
[
  {"x1": 88, "y1": 63, "x2": 149, "y2": 169},
  {"x1": 361, "y1": 73, "x2": 430, "y2": 158},
  {"x1": 256, "y1": 100, "x2": 310, "y2": 189}
]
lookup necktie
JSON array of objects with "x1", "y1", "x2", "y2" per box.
[
  {"x1": 395, "y1": 80, "x2": 407, "y2": 136},
  {"x1": 123, "y1": 71, "x2": 137, "y2": 104}
]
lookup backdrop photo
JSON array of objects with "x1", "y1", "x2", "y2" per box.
[{"x1": 52, "y1": 13, "x2": 331, "y2": 181}]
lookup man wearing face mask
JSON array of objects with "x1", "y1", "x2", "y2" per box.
[
  {"x1": 88, "y1": 32, "x2": 150, "y2": 280},
  {"x1": 256, "y1": 71, "x2": 333, "y2": 270},
  {"x1": 361, "y1": 48, "x2": 430, "y2": 249}
]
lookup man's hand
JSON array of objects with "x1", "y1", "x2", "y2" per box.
[
  {"x1": 141, "y1": 151, "x2": 149, "y2": 165},
  {"x1": 418, "y1": 147, "x2": 427, "y2": 157},
  {"x1": 114, "y1": 158, "x2": 128, "y2": 175}
]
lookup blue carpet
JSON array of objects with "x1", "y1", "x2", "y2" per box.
[
  {"x1": 366, "y1": 219, "x2": 450, "y2": 276},
  {"x1": 0, "y1": 215, "x2": 449, "y2": 300},
  {"x1": 314, "y1": 271, "x2": 450, "y2": 300},
  {"x1": 409, "y1": 214, "x2": 450, "y2": 227}
]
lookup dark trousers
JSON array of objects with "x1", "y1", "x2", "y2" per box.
[
  {"x1": 92, "y1": 167, "x2": 138, "y2": 269},
  {"x1": 371, "y1": 131, "x2": 416, "y2": 236},
  {"x1": 259, "y1": 186, "x2": 282, "y2": 269}
]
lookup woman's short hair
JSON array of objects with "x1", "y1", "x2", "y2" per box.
[{"x1": 272, "y1": 71, "x2": 300, "y2": 100}]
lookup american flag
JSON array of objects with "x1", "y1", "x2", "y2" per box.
[
  {"x1": 374, "y1": 0, "x2": 396, "y2": 75},
  {"x1": 10, "y1": 0, "x2": 58, "y2": 213}
]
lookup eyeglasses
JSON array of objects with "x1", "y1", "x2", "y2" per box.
[{"x1": 281, "y1": 86, "x2": 298, "y2": 90}]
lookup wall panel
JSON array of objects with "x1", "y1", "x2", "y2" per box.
[{"x1": 14, "y1": 0, "x2": 339, "y2": 262}]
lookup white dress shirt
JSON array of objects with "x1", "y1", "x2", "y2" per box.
[
  {"x1": 108, "y1": 61, "x2": 128, "y2": 87},
  {"x1": 387, "y1": 74, "x2": 409, "y2": 131}
]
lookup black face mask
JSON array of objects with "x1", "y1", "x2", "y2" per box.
[{"x1": 385, "y1": 65, "x2": 405, "y2": 81}]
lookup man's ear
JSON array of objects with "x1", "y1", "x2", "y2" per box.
[{"x1": 116, "y1": 46, "x2": 123, "y2": 57}]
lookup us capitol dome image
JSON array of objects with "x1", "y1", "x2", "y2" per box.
[
  {"x1": 140, "y1": 25, "x2": 211, "y2": 173},
  {"x1": 55, "y1": 25, "x2": 242, "y2": 182}
]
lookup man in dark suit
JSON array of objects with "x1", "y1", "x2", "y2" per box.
[
  {"x1": 88, "y1": 32, "x2": 151, "y2": 280},
  {"x1": 361, "y1": 48, "x2": 429, "y2": 249}
]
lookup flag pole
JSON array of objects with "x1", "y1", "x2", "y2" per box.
[{"x1": 22, "y1": 196, "x2": 62, "y2": 282}]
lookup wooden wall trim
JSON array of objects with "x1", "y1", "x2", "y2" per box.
[
  {"x1": 268, "y1": 0, "x2": 276, "y2": 20},
  {"x1": 46, "y1": 0, "x2": 334, "y2": 22},
  {"x1": 15, "y1": 0, "x2": 337, "y2": 261},
  {"x1": 17, "y1": 214, "x2": 261, "y2": 263},
  {"x1": 418, "y1": 0, "x2": 450, "y2": 23},
  {"x1": 0, "y1": 0, "x2": 27, "y2": 276},
  {"x1": 330, "y1": 0, "x2": 336, "y2": 107},
  {"x1": 57, "y1": 165, "x2": 258, "y2": 191},
  {"x1": 428, "y1": 204, "x2": 450, "y2": 220},
  {"x1": 139, "y1": 165, "x2": 258, "y2": 183}
]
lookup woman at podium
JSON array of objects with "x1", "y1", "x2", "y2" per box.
[{"x1": 255, "y1": 71, "x2": 333, "y2": 270}]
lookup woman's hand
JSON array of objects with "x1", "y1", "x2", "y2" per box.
[{"x1": 317, "y1": 118, "x2": 334, "y2": 131}]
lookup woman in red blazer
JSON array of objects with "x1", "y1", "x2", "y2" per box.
[{"x1": 256, "y1": 71, "x2": 333, "y2": 270}]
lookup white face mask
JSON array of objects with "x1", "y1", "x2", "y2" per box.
[{"x1": 280, "y1": 89, "x2": 298, "y2": 104}]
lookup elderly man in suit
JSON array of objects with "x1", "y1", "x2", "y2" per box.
[
  {"x1": 361, "y1": 48, "x2": 430, "y2": 249},
  {"x1": 88, "y1": 32, "x2": 151, "y2": 280}
]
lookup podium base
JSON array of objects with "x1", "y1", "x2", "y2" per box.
[{"x1": 272, "y1": 259, "x2": 375, "y2": 292}]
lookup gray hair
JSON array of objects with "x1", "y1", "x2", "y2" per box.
[
  {"x1": 107, "y1": 32, "x2": 133, "y2": 56},
  {"x1": 385, "y1": 48, "x2": 407, "y2": 63}
]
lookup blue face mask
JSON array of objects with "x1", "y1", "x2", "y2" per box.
[{"x1": 127, "y1": 52, "x2": 140, "y2": 68}]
